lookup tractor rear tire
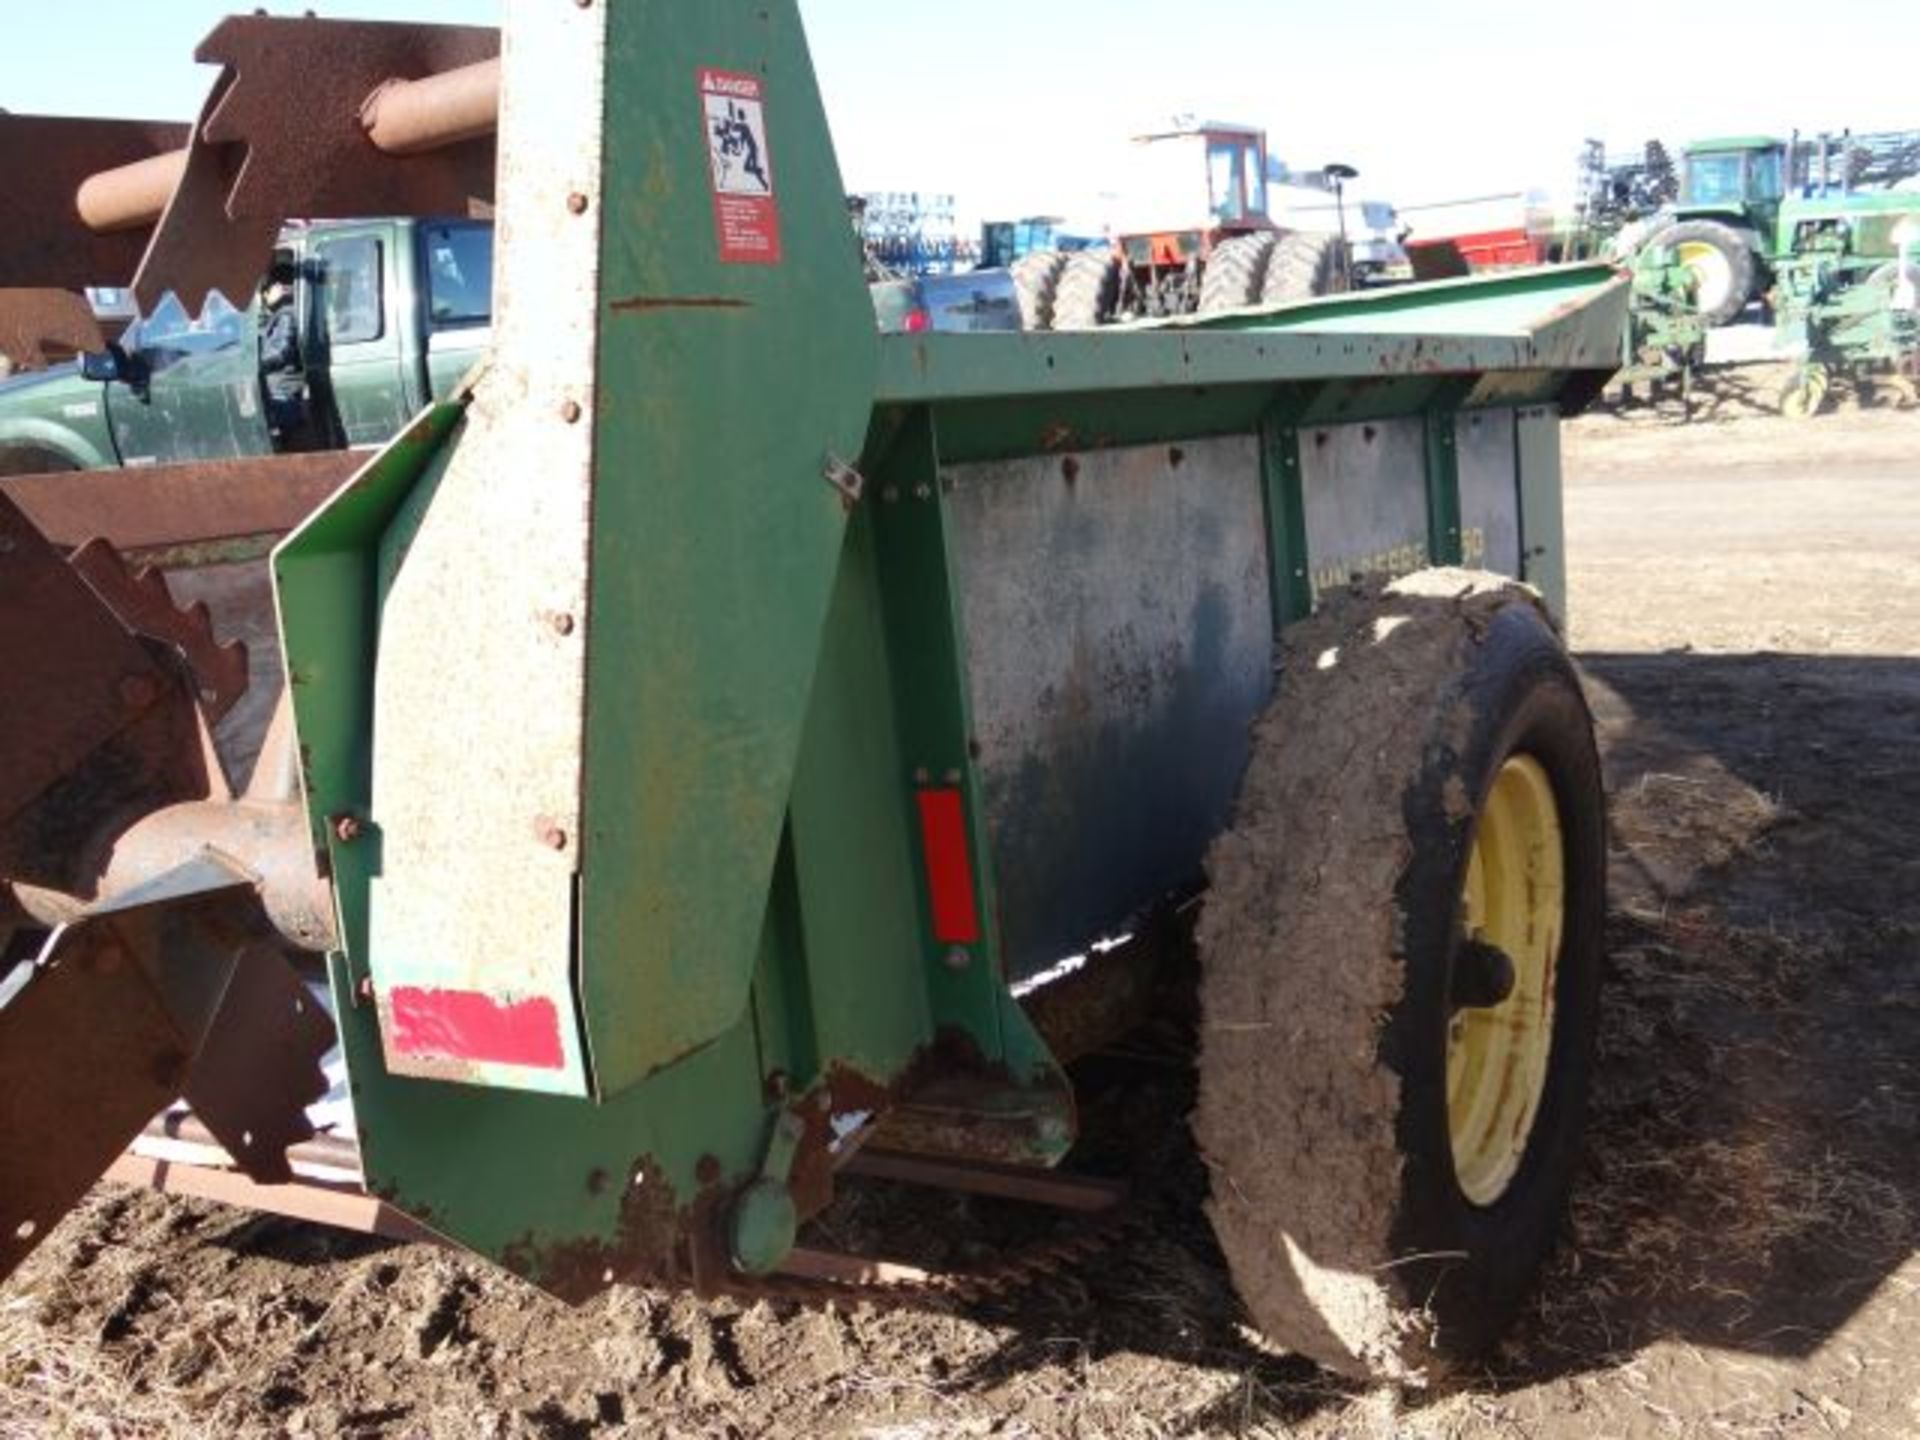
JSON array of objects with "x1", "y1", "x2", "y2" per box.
[
  {"x1": 1661, "y1": 219, "x2": 1757, "y2": 327},
  {"x1": 1198, "y1": 234, "x2": 1277, "y2": 315},
  {"x1": 1261, "y1": 232, "x2": 1347, "y2": 305},
  {"x1": 1050, "y1": 251, "x2": 1120, "y2": 330},
  {"x1": 1195, "y1": 572, "x2": 1607, "y2": 1384},
  {"x1": 1011, "y1": 251, "x2": 1070, "y2": 332}
]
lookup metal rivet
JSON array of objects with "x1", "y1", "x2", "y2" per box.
[
  {"x1": 913, "y1": 767, "x2": 931, "y2": 785},
  {"x1": 550, "y1": 612, "x2": 577, "y2": 637},
  {"x1": 538, "y1": 820, "x2": 570, "y2": 851},
  {"x1": 560, "y1": 399, "x2": 583, "y2": 424},
  {"x1": 882, "y1": 487, "x2": 900, "y2": 504},
  {"x1": 944, "y1": 947, "x2": 972, "y2": 972},
  {"x1": 943, "y1": 769, "x2": 962, "y2": 786},
  {"x1": 913, "y1": 484, "x2": 932, "y2": 501},
  {"x1": 567, "y1": 192, "x2": 591, "y2": 216},
  {"x1": 332, "y1": 813, "x2": 364, "y2": 844}
]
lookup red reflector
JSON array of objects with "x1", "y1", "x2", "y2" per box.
[
  {"x1": 389, "y1": 987, "x2": 567, "y2": 1071},
  {"x1": 916, "y1": 788, "x2": 981, "y2": 944},
  {"x1": 904, "y1": 307, "x2": 932, "y2": 334}
]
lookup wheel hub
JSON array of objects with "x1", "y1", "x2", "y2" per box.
[{"x1": 1446, "y1": 755, "x2": 1565, "y2": 1207}]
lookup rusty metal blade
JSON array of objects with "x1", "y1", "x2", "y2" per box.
[
  {"x1": 0, "y1": 492, "x2": 210, "y2": 892},
  {"x1": 0, "y1": 451, "x2": 360, "y2": 559},
  {"x1": 129, "y1": 17, "x2": 497, "y2": 311},
  {"x1": 0, "y1": 856, "x2": 336, "y2": 1281},
  {"x1": 0, "y1": 930, "x2": 191, "y2": 1280},
  {"x1": 181, "y1": 942, "x2": 334, "y2": 1184},
  {"x1": 68, "y1": 539, "x2": 249, "y2": 722},
  {"x1": 0, "y1": 290, "x2": 105, "y2": 374},
  {"x1": 0, "y1": 116, "x2": 190, "y2": 291}
]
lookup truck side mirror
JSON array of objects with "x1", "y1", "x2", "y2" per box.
[{"x1": 80, "y1": 348, "x2": 122, "y2": 383}]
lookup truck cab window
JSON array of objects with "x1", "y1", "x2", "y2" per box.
[
  {"x1": 315, "y1": 236, "x2": 385, "y2": 345},
  {"x1": 426, "y1": 224, "x2": 495, "y2": 328}
]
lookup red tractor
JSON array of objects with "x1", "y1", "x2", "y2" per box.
[{"x1": 1017, "y1": 120, "x2": 1349, "y2": 329}]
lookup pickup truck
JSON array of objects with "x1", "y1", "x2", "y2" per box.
[
  {"x1": 0, "y1": 217, "x2": 492, "y2": 475},
  {"x1": 0, "y1": 212, "x2": 1028, "y2": 477}
]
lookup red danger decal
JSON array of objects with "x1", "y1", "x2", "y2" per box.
[
  {"x1": 389, "y1": 987, "x2": 567, "y2": 1071},
  {"x1": 699, "y1": 68, "x2": 781, "y2": 265}
]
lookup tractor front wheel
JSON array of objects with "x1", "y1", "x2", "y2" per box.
[
  {"x1": 1195, "y1": 573, "x2": 1607, "y2": 1383},
  {"x1": 1661, "y1": 219, "x2": 1757, "y2": 327}
]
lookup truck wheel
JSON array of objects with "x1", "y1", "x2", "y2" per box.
[
  {"x1": 1011, "y1": 251, "x2": 1069, "y2": 332},
  {"x1": 1195, "y1": 572, "x2": 1607, "y2": 1384},
  {"x1": 1261, "y1": 232, "x2": 1347, "y2": 305},
  {"x1": 1662, "y1": 219, "x2": 1757, "y2": 327},
  {"x1": 1049, "y1": 251, "x2": 1119, "y2": 330},
  {"x1": 1198, "y1": 234, "x2": 1277, "y2": 315}
]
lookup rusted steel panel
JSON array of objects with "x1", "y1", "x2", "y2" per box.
[
  {"x1": 0, "y1": 116, "x2": 190, "y2": 291},
  {"x1": 129, "y1": 18, "x2": 498, "y2": 309},
  {"x1": 0, "y1": 492, "x2": 211, "y2": 893},
  {"x1": 105, "y1": 1155, "x2": 439, "y2": 1245},
  {"x1": 0, "y1": 290, "x2": 104, "y2": 373},
  {"x1": 0, "y1": 450, "x2": 358, "y2": 555},
  {"x1": 67, "y1": 538, "x2": 248, "y2": 721}
]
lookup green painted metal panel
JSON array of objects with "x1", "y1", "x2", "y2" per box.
[
  {"x1": 577, "y1": 0, "x2": 880, "y2": 1092},
  {"x1": 876, "y1": 264, "x2": 1628, "y2": 407},
  {"x1": 273, "y1": 399, "x2": 468, "y2": 998},
  {"x1": 785, "y1": 510, "x2": 933, "y2": 1082},
  {"x1": 1258, "y1": 416, "x2": 1313, "y2": 630}
]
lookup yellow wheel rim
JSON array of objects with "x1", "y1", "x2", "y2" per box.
[
  {"x1": 1674, "y1": 241, "x2": 1733, "y2": 315},
  {"x1": 1447, "y1": 755, "x2": 1565, "y2": 1207}
]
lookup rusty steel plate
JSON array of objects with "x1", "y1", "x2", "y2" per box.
[
  {"x1": 0, "y1": 450, "x2": 360, "y2": 557},
  {"x1": 133, "y1": 17, "x2": 498, "y2": 310},
  {"x1": 0, "y1": 116, "x2": 190, "y2": 291},
  {"x1": 0, "y1": 493, "x2": 220, "y2": 894},
  {"x1": 0, "y1": 290, "x2": 105, "y2": 373},
  {"x1": 68, "y1": 539, "x2": 249, "y2": 722}
]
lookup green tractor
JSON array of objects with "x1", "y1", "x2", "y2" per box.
[{"x1": 1640, "y1": 133, "x2": 1920, "y2": 327}]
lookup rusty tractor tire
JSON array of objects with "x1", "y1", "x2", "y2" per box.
[
  {"x1": 1195, "y1": 571, "x2": 1607, "y2": 1384},
  {"x1": 1661, "y1": 218, "x2": 1758, "y2": 327},
  {"x1": 1012, "y1": 250, "x2": 1070, "y2": 332},
  {"x1": 1198, "y1": 233, "x2": 1277, "y2": 315},
  {"x1": 1050, "y1": 250, "x2": 1120, "y2": 330},
  {"x1": 1262, "y1": 231, "x2": 1347, "y2": 305}
]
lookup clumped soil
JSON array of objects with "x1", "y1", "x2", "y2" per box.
[{"x1": 4, "y1": 413, "x2": 1918, "y2": 1438}]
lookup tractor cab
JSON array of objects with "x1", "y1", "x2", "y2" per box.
[
  {"x1": 1679, "y1": 137, "x2": 1786, "y2": 223},
  {"x1": 1110, "y1": 119, "x2": 1274, "y2": 281}
]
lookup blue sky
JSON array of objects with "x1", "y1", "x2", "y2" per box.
[{"x1": 5, "y1": 2, "x2": 1915, "y2": 215}]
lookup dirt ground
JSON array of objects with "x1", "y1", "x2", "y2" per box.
[{"x1": 4, "y1": 377, "x2": 1918, "y2": 1438}]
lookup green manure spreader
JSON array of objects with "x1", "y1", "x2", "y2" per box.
[{"x1": 0, "y1": 1, "x2": 1627, "y2": 1386}]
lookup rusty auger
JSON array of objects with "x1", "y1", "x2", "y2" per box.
[{"x1": 0, "y1": 490, "x2": 333, "y2": 1280}]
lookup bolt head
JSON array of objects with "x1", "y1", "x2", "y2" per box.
[
  {"x1": 550, "y1": 611, "x2": 577, "y2": 637},
  {"x1": 560, "y1": 399, "x2": 583, "y2": 425},
  {"x1": 567, "y1": 192, "x2": 591, "y2": 216},
  {"x1": 537, "y1": 819, "x2": 570, "y2": 851},
  {"x1": 944, "y1": 946, "x2": 972, "y2": 972},
  {"x1": 332, "y1": 813, "x2": 364, "y2": 844}
]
